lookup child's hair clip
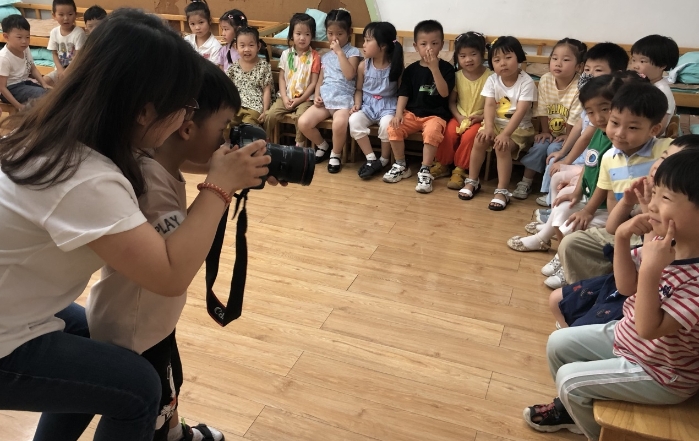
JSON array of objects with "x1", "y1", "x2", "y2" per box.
[
  {"x1": 337, "y1": 7, "x2": 351, "y2": 12},
  {"x1": 455, "y1": 33, "x2": 465, "y2": 41},
  {"x1": 491, "y1": 37, "x2": 499, "y2": 46},
  {"x1": 471, "y1": 31, "x2": 485, "y2": 39}
]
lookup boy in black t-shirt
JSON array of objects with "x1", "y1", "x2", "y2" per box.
[{"x1": 384, "y1": 19, "x2": 455, "y2": 193}]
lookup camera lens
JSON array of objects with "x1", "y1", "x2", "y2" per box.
[{"x1": 266, "y1": 143, "x2": 315, "y2": 186}]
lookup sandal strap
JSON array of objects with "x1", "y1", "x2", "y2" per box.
[
  {"x1": 494, "y1": 188, "x2": 512, "y2": 197},
  {"x1": 463, "y1": 178, "x2": 480, "y2": 187}
]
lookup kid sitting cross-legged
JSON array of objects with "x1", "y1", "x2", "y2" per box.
[
  {"x1": 524, "y1": 148, "x2": 699, "y2": 440},
  {"x1": 87, "y1": 60, "x2": 245, "y2": 441},
  {"x1": 383, "y1": 19, "x2": 455, "y2": 192},
  {"x1": 0, "y1": 15, "x2": 50, "y2": 110}
]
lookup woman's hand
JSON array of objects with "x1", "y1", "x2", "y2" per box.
[{"x1": 206, "y1": 141, "x2": 271, "y2": 194}]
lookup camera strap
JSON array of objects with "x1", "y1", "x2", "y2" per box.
[{"x1": 204, "y1": 188, "x2": 250, "y2": 327}]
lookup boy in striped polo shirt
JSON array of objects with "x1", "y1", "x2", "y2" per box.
[{"x1": 524, "y1": 149, "x2": 699, "y2": 440}]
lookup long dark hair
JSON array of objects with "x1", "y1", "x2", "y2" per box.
[
  {"x1": 363, "y1": 22, "x2": 403, "y2": 82},
  {"x1": 0, "y1": 9, "x2": 202, "y2": 196}
]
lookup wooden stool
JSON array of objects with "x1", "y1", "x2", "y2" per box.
[
  {"x1": 594, "y1": 394, "x2": 699, "y2": 441},
  {"x1": 0, "y1": 102, "x2": 18, "y2": 116}
]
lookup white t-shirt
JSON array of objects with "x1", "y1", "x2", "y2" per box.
[
  {"x1": 481, "y1": 71, "x2": 537, "y2": 129},
  {"x1": 0, "y1": 147, "x2": 147, "y2": 359},
  {"x1": 47, "y1": 26, "x2": 86, "y2": 68},
  {"x1": 184, "y1": 33, "x2": 222, "y2": 64},
  {"x1": 655, "y1": 77, "x2": 676, "y2": 119},
  {"x1": 0, "y1": 46, "x2": 34, "y2": 86},
  {"x1": 87, "y1": 156, "x2": 187, "y2": 354}
]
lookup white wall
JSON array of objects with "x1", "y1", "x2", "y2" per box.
[{"x1": 376, "y1": 0, "x2": 699, "y2": 48}]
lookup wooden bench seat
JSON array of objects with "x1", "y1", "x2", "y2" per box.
[{"x1": 594, "y1": 394, "x2": 699, "y2": 441}]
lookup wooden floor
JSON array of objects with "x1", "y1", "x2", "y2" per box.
[{"x1": 1, "y1": 162, "x2": 580, "y2": 441}]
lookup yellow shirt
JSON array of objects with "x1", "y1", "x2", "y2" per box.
[
  {"x1": 535, "y1": 72, "x2": 582, "y2": 137},
  {"x1": 455, "y1": 68, "x2": 492, "y2": 134}
]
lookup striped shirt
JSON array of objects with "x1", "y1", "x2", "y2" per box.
[
  {"x1": 534, "y1": 72, "x2": 583, "y2": 137},
  {"x1": 597, "y1": 137, "x2": 672, "y2": 201},
  {"x1": 614, "y1": 247, "x2": 699, "y2": 396}
]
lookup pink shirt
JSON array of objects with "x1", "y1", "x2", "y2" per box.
[{"x1": 614, "y1": 246, "x2": 699, "y2": 396}]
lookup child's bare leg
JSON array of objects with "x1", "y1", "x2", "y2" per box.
[
  {"x1": 549, "y1": 288, "x2": 567, "y2": 328},
  {"x1": 422, "y1": 143, "x2": 437, "y2": 167},
  {"x1": 331, "y1": 109, "x2": 349, "y2": 155},
  {"x1": 356, "y1": 135, "x2": 374, "y2": 156},
  {"x1": 492, "y1": 143, "x2": 514, "y2": 203},
  {"x1": 380, "y1": 141, "x2": 391, "y2": 159},
  {"x1": 466, "y1": 139, "x2": 488, "y2": 185},
  {"x1": 297, "y1": 106, "x2": 330, "y2": 147},
  {"x1": 391, "y1": 139, "x2": 406, "y2": 161}
]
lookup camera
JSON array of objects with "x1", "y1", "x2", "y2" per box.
[{"x1": 228, "y1": 123, "x2": 315, "y2": 188}]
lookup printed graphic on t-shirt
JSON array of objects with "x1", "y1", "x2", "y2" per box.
[
  {"x1": 418, "y1": 83, "x2": 437, "y2": 95},
  {"x1": 153, "y1": 211, "x2": 185, "y2": 237},
  {"x1": 58, "y1": 42, "x2": 76, "y2": 67},
  {"x1": 546, "y1": 103, "x2": 569, "y2": 134},
  {"x1": 585, "y1": 149, "x2": 600, "y2": 167},
  {"x1": 496, "y1": 96, "x2": 513, "y2": 119},
  {"x1": 23, "y1": 57, "x2": 32, "y2": 77}
]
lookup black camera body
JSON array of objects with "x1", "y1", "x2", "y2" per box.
[{"x1": 228, "y1": 124, "x2": 315, "y2": 189}]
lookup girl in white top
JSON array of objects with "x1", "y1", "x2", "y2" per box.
[
  {"x1": 0, "y1": 10, "x2": 270, "y2": 440},
  {"x1": 184, "y1": 0, "x2": 222, "y2": 65},
  {"x1": 461, "y1": 36, "x2": 537, "y2": 211}
]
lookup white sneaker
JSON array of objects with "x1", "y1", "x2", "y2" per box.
[
  {"x1": 544, "y1": 268, "x2": 567, "y2": 289},
  {"x1": 541, "y1": 254, "x2": 561, "y2": 277},
  {"x1": 415, "y1": 169, "x2": 434, "y2": 193},
  {"x1": 383, "y1": 163, "x2": 412, "y2": 183}
]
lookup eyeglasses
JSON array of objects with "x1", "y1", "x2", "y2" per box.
[{"x1": 184, "y1": 98, "x2": 199, "y2": 121}]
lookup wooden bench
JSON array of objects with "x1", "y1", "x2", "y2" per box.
[{"x1": 594, "y1": 394, "x2": 699, "y2": 441}]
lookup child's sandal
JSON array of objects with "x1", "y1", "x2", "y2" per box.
[
  {"x1": 488, "y1": 188, "x2": 511, "y2": 211},
  {"x1": 458, "y1": 178, "x2": 481, "y2": 200}
]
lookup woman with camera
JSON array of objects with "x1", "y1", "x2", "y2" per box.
[{"x1": 0, "y1": 9, "x2": 269, "y2": 441}]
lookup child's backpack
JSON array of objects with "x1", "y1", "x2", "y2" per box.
[{"x1": 668, "y1": 52, "x2": 699, "y2": 84}]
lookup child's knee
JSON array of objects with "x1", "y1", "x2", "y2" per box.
[
  {"x1": 422, "y1": 119, "x2": 446, "y2": 146},
  {"x1": 549, "y1": 289, "x2": 563, "y2": 313}
]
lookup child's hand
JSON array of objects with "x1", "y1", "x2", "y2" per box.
[
  {"x1": 616, "y1": 213, "x2": 654, "y2": 240},
  {"x1": 423, "y1": 48, "x2": 439, "y2": 70},
  {"x1": 549, "y1": 162, "x2": 565, "y2": 176},
  {"x1": 556, "y1": 180, "x2": 570, "y2": 191},
  {"x1": 455, "y1": 115, "x2": 466, "y2": 125},
  {"x1": 329, "y1": 39, "x2": 342, "y2": 54},
  {"x1": 257, "y1": 111, "x2": 267, "y2": 123},
  {"x1": 282, "y1": 96, "x2": 293, "y2": 108},
  {"x1": 546, "y1": 150, "x2": 564, "y2": 167},
  {"x1": 554, "y1": 192, "x2": 578, "y2": 208},
  {"x1": 640, "y1": 220, "x2": 676, "y2": 273},
  {"x1": 350, "y1": 104, "x2": 360, "y2": 114},
  {"x1": 634, "y1": 177, "x2": 653, "y2": 213},
  {"x1": 390, "y1": 114, "x2": 403, "y2": 129},
  {"x1": 554, "y1": 134, "x2": 568, "y2": 143},
  {"x1": 288, "y1": 98, "x2": 301, "y2": 110},
  {"x1": 469, "y1": 115, "x2": 484, "y2": 124},
  {"x1": 565, "y1": 210, "x2": 593, "y2": 231},
  {"x1": 493, "y1": 133, "x2": 511, "y2": 152},
  {"x1": 208, "y1": 141, "x2": 271, "y2": 193},
  {"x1": 535, "y1": 132, "x2": 553, "y2": 143},
  {"x1": 477, "y1": 128, "x2": 494, "y2": 143},
  {"x1": 314, "y1": 95, "x2": 324, "y2": 107}
]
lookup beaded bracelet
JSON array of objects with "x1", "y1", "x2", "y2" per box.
[{"x1": 197, "y1": 182, "x2": 232, "y2": 205}]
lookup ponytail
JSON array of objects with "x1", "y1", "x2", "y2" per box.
[{"x1": 389, "y1": 40, "x2": 404, "y2": 82}]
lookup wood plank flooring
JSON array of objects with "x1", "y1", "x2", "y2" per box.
[{"x1": 1, "y1": 162, "x2": 580, "y2": 441}]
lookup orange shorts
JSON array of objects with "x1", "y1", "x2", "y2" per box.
[{"x1": 387, "y1": 111, "x2": 447, "y2": 146}]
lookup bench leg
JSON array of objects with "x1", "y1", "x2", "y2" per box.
[
  {"x1": 600, "y1": 427, "x2": 628, "y2": 441},
  {"x1": 484, "y1": 150, "x2": 492, "y2": 182}
]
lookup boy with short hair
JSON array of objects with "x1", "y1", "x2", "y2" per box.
[
  {"x1": 524, "y1": 148, "x2": 699, "y2": 440},
  {"x1": 86, "y1": 60, "x2": 236, "y2": 441},
  {"x1": 0, "y1": 15, "x2": 49, "y2": 109},
  {"x1": 83, "y1": 5, "x2": 107, "y2": 34},
  {"x1": 44, "y1": 0, "x2": 86, "y2": 86},
  {"x1": 631, "y1": 34, "x2": 679, "y2": 133},
  {"x1": 384, "y1": 19, "x2": 455, "y2": 193}
]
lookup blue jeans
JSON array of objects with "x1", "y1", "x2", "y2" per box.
[
  {"x1": 0, "y1": 81, "x2": 47, "y2": 104},
  {"x1": 520, "y1": 139, "x2": 565, "y2": 196},
  {"x1": 0, "y1": 304, "x2": 161, "y2": 441}
]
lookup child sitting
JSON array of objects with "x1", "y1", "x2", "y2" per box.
[
  {"x1": 549, "y1": 136, "x2": 699, "y2": 330},
  {"x1": 516, "y1": 38, "x2": 587, "y2": 201},
  {"x1": 524, "y1": 149, "x2": 699, "y2": 440},
  {"x1": 227, "y1": 26, "x2": 273, "y2": 126},
  {"x1": 184, "y1": 0, "x2": 222, "y2": 64},
  {"x1": 264, "y1": 13, "x2": 320, "y2": 146},
  {"x1": 0, "y1": 15, "x2": 49, "y2": 110},
  {"x1": 298, "y1": 9, "x2": 361, "y2": 174},
  {"x1": 87, "y1": 60, "x2": 238, "y2": 441},
  {"x1": 430, "y1": 31, "x2": 492, "y2": 191},
  {"x1": 460, "y1": 36, "x2": 536, "y2": 210},
  {"x1": 631, "y1": 34, "x2": 679, "y2": 134},
  {"x1": 507, "y1": 72, "x2": 647, "y2": 253},
  {"x1": 218, "y1": 9, "x2": 247, "y2": 72},
  {"x1": 382, "y1": 19, "x2": 455, "y2": 192},
  {"x1": 44, "y1": 0, "x2": 86, "y2": 87},
  {"x1": 349, "y1": 21, "x2": 404, "y2": 179},
  {"x1": 83, "y1": 5, "x2": 107, "y2": 35}
]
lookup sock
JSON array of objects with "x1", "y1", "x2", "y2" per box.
[
  {"x1": 329, "y1": 151, "x2": 341, "y2": 166},
  {"x1": 396, "y1": 158, "x2": 406, "y2": 167},
  {"x1": 522, "y1": 177, "x2": 534, "y2": 186},
  {"x1": 315, "y1": 141, "x2": 329, "y2": 158},
  {"x1": 519, "y1": 233, "x2": 550, "y2": 249},
  {"x1": 380, "y1": 157, "x2": 389, "y2": 167},
  {"x1": 366, "y1": 152, "x2": 377, "y2": 161},
  {"x1": 167, "y1": 424, "x2": 184, "y2": 441}
]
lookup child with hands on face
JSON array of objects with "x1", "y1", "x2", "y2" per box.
[
  {"x1": 264, "y1": 13, "x2": 321, "y2": 147},
  {"x1": 383, "y1": 19, "x2": 455, "y2": 193}
]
